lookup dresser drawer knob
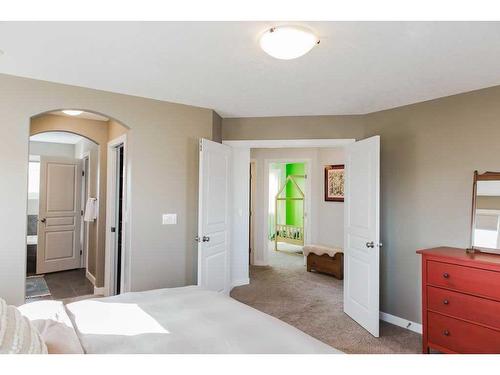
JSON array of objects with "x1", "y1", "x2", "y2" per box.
[
  {"x1": 443, "y1": 330, "x2": 450, "y2": 336},
  {"x1": 443, "y1": 272, "x2": 449, "y2": 279},
  {"x1": 443, "y1": 299, "x2": 449, "y2": 305}
]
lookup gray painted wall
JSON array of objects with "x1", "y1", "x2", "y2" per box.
[{"x1": 0, "y1": 73, "x2": 218, "y2": 305}]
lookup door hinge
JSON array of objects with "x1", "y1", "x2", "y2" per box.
[
  {"x1": 82, "y1": 170, "x2": 85, "y2": 177},
  {"x1": 81, "y1": 210, "x2": 84, "y2": 216},
  {"x1": 199, "y1": 140, "x2": 203, "y2": 152},
  {"x1": 111, "y1": 227, "x2": 116, "y2": 233},
  {"x1": 80, "y1": 250, "x2": 83, "y2": 255}
]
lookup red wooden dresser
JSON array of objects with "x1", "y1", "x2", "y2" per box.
[{"x1": 417, "y1": 247, "x2": 500, "y2": 354}]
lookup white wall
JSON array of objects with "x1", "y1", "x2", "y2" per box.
[
  {"x1": 249, "y1": 147, "x2": 345, "y2": 265},
  {"x1": 317, "y1": 148, "x2": 345, "y2": 247},
  {"x1": 29, "y1": 141, "x2": 75, "y2": 158},
  {"x1": 230, "y1": 148, "x2": 250, "y2": 286}
]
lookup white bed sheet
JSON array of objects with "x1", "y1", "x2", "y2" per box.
[{"x1": 65, "y1": 286, "x2": 340, "y2": 354}]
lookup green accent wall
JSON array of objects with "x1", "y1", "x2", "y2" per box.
[{"x1": 285, "y1": 163, "x2": 305, "y2": 226}]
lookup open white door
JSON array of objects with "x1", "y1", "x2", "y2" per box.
[
  {"x1": 37, "y1": 156, "x2": 82, "y2": 274},
  {"x1": 198, "y1": 138, "x2": 231, "y2": 293},
  {"x1": 344, "y1": 135, "x2": 380, "y2": 337}
]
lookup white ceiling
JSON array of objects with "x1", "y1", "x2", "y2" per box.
[
  {"x1": 30, "y1": 131, "x2": 84, "y2": 144},
  {"x1": 1, "y1": 22, "x2": 500, "y2": 117}
]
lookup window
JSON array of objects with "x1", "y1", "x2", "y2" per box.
[{"x1": 28, "y1": 161, "x2": 40, "y2": 199}]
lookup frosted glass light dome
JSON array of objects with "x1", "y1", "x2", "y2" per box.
[
  {"x1": 259, "y1": 26, "x2": 319, "y2": 60},
  {"x1": 62, "y1": 110, "x2": 83, "y2": 116}
]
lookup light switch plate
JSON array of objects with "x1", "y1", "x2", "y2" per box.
[{"x1": 162, "y1": 213, "x2": 177, "y2": 225}]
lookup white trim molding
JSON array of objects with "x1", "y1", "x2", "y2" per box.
[
  {"x1": 85, "y1": 270, "x2": 96, "y2": 286},
  {"x1": 231, "y1": 278, "x2": 250, "y2": 289},
  {"x1": 224, "y1": 139, "x2": 355, "y2": 149},
  {"x1": 105, "y1": 134, "x2": 130, "y2": 297},
  {"x1": 93, "y1": 286, "x2": 106, "y2": 296},
  {"x1": 380, "y1": 311, "x2": 422, "y2": 334}
]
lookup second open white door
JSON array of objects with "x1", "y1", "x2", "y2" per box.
[
  {"x1": 198, "y1": 138, "x2": 231, "y2": 294},
  {"x1": 344, "y1": 135, "x2": 380, "y2": 337}
]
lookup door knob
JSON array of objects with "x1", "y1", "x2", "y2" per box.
[
  {"x1": 366, "y1": 241, "x2": 374, "y2": 248},
  {"x1": 40, "y1": 218, "x2": 46, "y2": 223},
  {"x1": 195, "y1": 236, "x2": 210, "y2": 243}
]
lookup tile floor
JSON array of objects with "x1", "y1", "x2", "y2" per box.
[{"x1": 26, "y1": 268, "x2": 94, "y2": 303}]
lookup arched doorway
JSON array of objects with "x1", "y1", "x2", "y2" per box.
[{"x1": 25, "y1": 110, "x2": 129, "y2": 303}]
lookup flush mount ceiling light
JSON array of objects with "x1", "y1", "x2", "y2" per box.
[
  {"x1": 259, "y1": 26, "x2": 320, "y2": 60},
  {"x1": 62, "y1": 110, "x2": 83, "y2": 116}
]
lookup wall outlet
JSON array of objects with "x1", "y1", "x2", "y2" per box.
[{"x1": 162, "y1": 213, "x2": 177, "y2": 225}]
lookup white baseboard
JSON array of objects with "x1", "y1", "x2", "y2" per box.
[
  {"x1": 93, "y1": 286, "x2": 106, "y2": 296},
  {"x1": 252, "y1": 260, "x2": 268, "y2": 266},
  {"x1": 380, "y1": 311, "x2": 422, "y2": 334},
  {"x1": 231, "y1": 278, "x2": 250, "y2": 288},
  {"x1": 85, "y1": 270, "x2": 96, "y2": 286}
]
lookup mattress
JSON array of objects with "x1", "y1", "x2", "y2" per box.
[{"x1": 64, "y1": 286, "x2": 340, "y2": 354}]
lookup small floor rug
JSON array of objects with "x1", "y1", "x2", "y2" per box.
[{"x1": 25, "y1": 275, "x2": 51, "y2": 299}]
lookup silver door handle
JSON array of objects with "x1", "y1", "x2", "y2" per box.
[
  {"x1": 366, "y1": 241, "x2": 374, "y2": 248},
  {"x1": 195, "y1": 236, "x2": 210, "y2": 243}
]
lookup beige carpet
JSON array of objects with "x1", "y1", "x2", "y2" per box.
[{"x1": 231, "y1": 250, "x2": 421, "y2": 354}]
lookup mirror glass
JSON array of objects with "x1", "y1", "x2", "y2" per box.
[{"x1": 473, "y1": 175, "x2": 500, "y2": 252}]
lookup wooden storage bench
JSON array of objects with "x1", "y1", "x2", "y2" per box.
[{"x1": 303, "y1": 245, "x2": 344, "y2": 280}]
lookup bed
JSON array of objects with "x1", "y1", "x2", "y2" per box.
[{"x1": 16, "y1": 286, "x2": 340, "y2": 354}]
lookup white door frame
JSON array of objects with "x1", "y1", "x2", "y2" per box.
[
  {"x1": 249, "y1": 159, "x2": 257, "y2": 266},
  {"x1": 262, "y1": 157, "x2": 312, "y2": 266},
  {"x1": 105, "y1": 134, "x2": 130, "y2": 296},
  {"x1": 223, "y1": 139, "x2": 355, "y2": 288},
  {"x1": 80, "y1": 152, "x2": 90, "y2": 269}
]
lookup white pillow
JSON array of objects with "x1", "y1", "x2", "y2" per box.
[
  {"x1": 0, "y1": 298, "x2": 47, "y2": 354},
  {"x1": 18, "y1": 300, "x2": 84, "y2": 354}
]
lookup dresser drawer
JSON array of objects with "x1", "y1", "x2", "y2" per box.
[
  {"x1": 427, "y1": 261, "x2": 500, "y2": 300},
  {"x1": 427, "y1": 286, "x2": 500, "y2": 330},
  {"x1": 428, "y1": 311, "x2": 500, "y2": 353}
]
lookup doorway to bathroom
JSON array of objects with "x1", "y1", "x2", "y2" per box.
[{"x1": 25, "y1": 109, "x2": 129, "y2": 303}]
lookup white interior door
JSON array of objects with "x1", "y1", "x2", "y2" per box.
[
  {"x1": 37, "y1": 156, "x2": 82, "y2": 274},
  {"x1": 344, "y1": 135, "x2": 380, "y2": 337},
  {"x1": 198, "y1": 138, "x2": 231, "y2": 293}
]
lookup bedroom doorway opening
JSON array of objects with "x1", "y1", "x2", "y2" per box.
[
  {"x1": 25, "y1": 109, "x2": 129, "y2": 303},
  {"x1": 268, "y1": 161, "x2": 306, "y2": 255},
  {"x1": 225, "y1": 137, "x2": 381, "y2": 338}
]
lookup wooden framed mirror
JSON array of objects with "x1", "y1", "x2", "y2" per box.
[{"x1": 470, "y1": 171, "x2": 500, "y2": 254}]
